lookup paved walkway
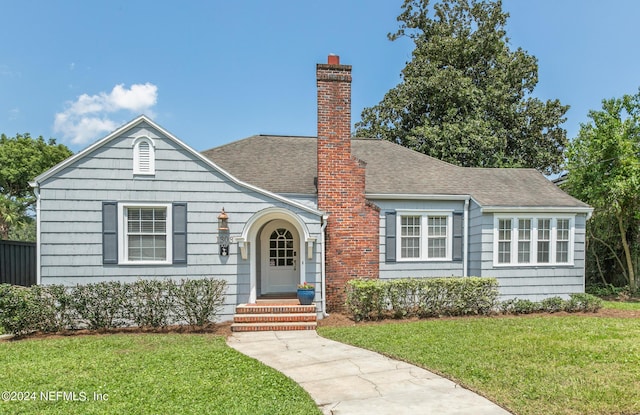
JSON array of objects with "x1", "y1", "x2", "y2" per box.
[{"x1": 227, "y1": 331, "x2": 511, "y2": 415}]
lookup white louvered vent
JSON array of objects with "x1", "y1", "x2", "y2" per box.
[{"x1": 133, "y1": 137, "x2": 155, "y2": 175}]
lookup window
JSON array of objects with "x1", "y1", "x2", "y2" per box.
[
  {"x1": 497, "y1": 219, "x2": 511, "y2": 264},
  {"x1": 397, "y1": 212, "x2": 452, "y2": 261},
  {"x1": 494, "y1": 216, "x2": 574, "y2": 266},
  {"x1": 102, "y1": 202, "x2": 187, "y2": 265},
  {"x1": 133, "y1": 137, "x2": 155, "y2": 175},
  {"x1": 401, "y1": 216, "x2": 421, "y2": 258},
  {"x1": 126, "y1": 207, "x2": 167, "y2": 261},
  {"x1": 269, "y1": 228, "x2": 295, "y2": 267}
]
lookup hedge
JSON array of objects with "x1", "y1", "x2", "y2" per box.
[
  {"x1": 0, "y1": 278, "x2": 227, "y2": 336},
  {"x1": 345, "y1": 277, "x2": 500, "y2": 321}
]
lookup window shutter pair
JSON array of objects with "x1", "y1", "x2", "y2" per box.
[
  {"x1": 102, "y1": 202, "x2": 187, "y2": 264},
  {"x1": 384, "y1": 211, "x2": 464, "y2": 263}
]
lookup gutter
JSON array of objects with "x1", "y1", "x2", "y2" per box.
[{"x1": 320, "y1": 214, "x2": 329, "y2": 317}]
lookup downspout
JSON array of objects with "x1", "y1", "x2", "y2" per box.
[
  {"x1": 32, "y1": 183, "x2": 41, "y2": 285},
  {"x1": 320, "y1": 214, "x2": 329, "y2": 317},
  {"x1": 463, "y1": 198, "x2": 469, "y2": 277}
]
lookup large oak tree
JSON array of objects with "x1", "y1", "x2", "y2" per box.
[{"x1": 355, "y1": 0, "x2": 568, "y2": 174}]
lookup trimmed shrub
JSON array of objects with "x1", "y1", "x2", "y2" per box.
[
  {"x1": 173, "y1": 278, "x2": 227, "y2": 326},
  {"x1": 346, "y1": 277, "x2": 499, "y2": 321},
  {"x1": 565, "y1": 293, "x2": 602, "y2": 313},
  {"x1": 540, "y1": 296, "x2": 565, "y2": 313},
  {"x1": 71, "y1": 281, "x2": 130, "y2": 329},
  {"x1": 0, "y1": 278, "x2": 227, "y2": 336},
  {"x1": 0, "y1": 284, "x2": 42, "y2": 336},
  {"x1": 125, "y1": 279, "x2": 175, "y2": 328}
]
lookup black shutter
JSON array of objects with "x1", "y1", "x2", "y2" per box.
[
  {"x1": 385, "y1": 211, "x2": 397, "y2": 263},
  {"x1": 102, "y1": 201, "x2": 118, "y2": 264},
  {"x1": 452, "y1": 211, "x2": 464, "y2": 261},
  {"x1": 173, "y1": 202, "x2": 187, "y2": 264}
]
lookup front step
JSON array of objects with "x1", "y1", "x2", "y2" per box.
[{"x1": 231, "y1": 303, "x2": 317, "y2": 332}]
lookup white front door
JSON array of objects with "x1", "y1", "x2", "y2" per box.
[{"x1": 261, "y1": 220, "x2": 299, "y2": 294}]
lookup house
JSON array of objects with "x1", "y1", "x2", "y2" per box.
[{"x1": 31, "y1": 55, "x2": 592, "y2": 322}]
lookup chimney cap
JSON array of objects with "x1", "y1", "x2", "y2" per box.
[{"x1": 327, "y1": 54, "x2": 340, "y2": 65}]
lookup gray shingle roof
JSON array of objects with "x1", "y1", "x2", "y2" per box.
[{"x1": 201, "y1": 135, "x2": 589, "y2": 208}]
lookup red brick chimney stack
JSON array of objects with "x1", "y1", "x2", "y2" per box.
[{"x1": 316, "y1": 55, "x2": 380, "y2": 311}]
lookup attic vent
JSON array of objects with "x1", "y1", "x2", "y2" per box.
[{"x1": 133, "y1": 137, "x2": 155, "y2": 175}]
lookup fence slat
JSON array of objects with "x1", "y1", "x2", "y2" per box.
[{"x1": 0, "y1": 240, "x2": 36, "y2": 286}]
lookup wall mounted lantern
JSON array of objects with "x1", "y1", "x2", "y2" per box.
[{"x1": 218, "y1": 208, "x2": 230, "y2": 256}]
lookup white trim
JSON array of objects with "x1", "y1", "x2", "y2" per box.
[
  {"x1": 30, "y1": 115, "x2": 322, "y2": 217},
  {"x1": 396, "y1": 210, "x2": 453, "y2": 262},
  {"x1": 239, "y1": 207, "x2": 312, "y2": 303},
  {"x1": 463, "y1": 199, "x2": 469, "y2": 277},
  {"x1": 117, "y1": 202, "x2": 173, "y2": 265},
  {"x1": 483, "y1": 205, "x2": 593, "y2": 215},
  {"x1": 492, "y1": 213, "x2": 575, "y2": 267},
  {"x1": 368, "y1": 193, "x2": 472, "y2": 201}
]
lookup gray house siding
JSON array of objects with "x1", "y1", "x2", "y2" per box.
[
  {"x1": 37, "y1": 122, "x2": 322, "y2": 320},
  {"x1": 375, "y1": 199, "x2": 465, "y2": 279}
]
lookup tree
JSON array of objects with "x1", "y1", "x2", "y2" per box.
[
  {"x1": 355, "y1": 0, "x2": 569, "y2": 174},
  {"x1": 0, "y1": 133, "x2": 72, "y2": 240},
  {"x1": 565, "y1": 91, "x2": 640, "y2": 291}
]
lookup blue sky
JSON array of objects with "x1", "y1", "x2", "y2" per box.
[{"x1": 2, "y1": 0, "x2": 639, "y2": 154}]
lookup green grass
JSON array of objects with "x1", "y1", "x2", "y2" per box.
[
  {"x1": 318, "y1": 316, "x2": 640, "y2": 415},
  {"x1": 0, "y1": 334, "x2": 320, "y2": 415},
  {"x1": 602, "y1": 300, "x2": 640, "y2": 310}
]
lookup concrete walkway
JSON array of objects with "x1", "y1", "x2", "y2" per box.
[{"x1": 227, "y1": 331, "x2": 511, "y2": 415}]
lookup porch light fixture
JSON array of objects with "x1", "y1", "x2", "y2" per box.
[
  {"x1": 218, "y1": 208, "x2": 230, "y2": 256},
  {"x1": 218, "y1": 208, "x2": 229, "y2": 232}
]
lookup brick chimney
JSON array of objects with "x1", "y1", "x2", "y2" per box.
[{"x1": 316, "y1": 55, "x2": 379, "y2": 311}]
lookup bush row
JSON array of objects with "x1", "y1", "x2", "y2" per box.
[
  {"x1": 0, "y1": 278, "x2": 227, "y2": 336},
  {"x1": 346, "y1": 277, "x2": 500, "y2": 321},
  {"x1": 345, "y1": 278, "x2": 603, "y2": 321},
  {"x1": 499, "y1": 293, "x2": 602, "y2": 314}
]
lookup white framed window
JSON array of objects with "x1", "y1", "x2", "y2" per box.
[
  {"x1": 493, "y1": 215, "x2": 574, "y2": 266},
  {"x1": 397, "y1": 211, "x2": 453, "y2": 261},
  {"x1": 118, "y1": 203, "x2": 173, "y2": 264},
  {"x1": 133, "y1": 136, "x2": 155, "y2": 175}
]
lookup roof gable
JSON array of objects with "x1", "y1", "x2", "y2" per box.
[{"x1": 32, "y1": 116, "x2": 322, "y2": 216}]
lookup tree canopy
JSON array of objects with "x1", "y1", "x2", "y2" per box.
[
  {"x1": 0, "y1": 133, "x2": 72, "y2": 239},
  {"x1": 565, "y1": 91, "x2": 640, "y2": 290},
  {"x1": 355, "y1": 0, "x2": 569, "y2": 174}
]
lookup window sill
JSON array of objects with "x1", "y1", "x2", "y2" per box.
[
  {"x1": 492, "y1": 263, "x2": 575, "y2": 268},
  {"x1": 118, "y1": 260, "x2": 172, "y2": 266}
]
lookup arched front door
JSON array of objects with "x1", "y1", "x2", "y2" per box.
[{"x1": 260, "y1": 220, "x2": 299, "y2": 294}]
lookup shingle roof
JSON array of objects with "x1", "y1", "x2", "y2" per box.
[{"x1": 201, "y1": 135, "x2": 589, "y2": 208}]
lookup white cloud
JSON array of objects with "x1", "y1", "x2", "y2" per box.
[{"x1": 54, "y1": 83, "x2": 158, "y2": 146}]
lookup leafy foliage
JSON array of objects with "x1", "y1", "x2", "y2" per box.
[
  {"x1": 0, "y1": 133, "x2": 72, "y2": 239},
  {"x1": 172, "y1": 278, "x2": 227, "y2": 326},
  {"x1": 345, "y1": 277, "x2": 499, "y2": 321},
  {"x1": 0, "y1": 278, "x2": 227, "y2": 335},
  {"x1": 565, "y1": 90, "x2": 640, "y2": 290},
  {"x1": 355, "y1": 0, "x2": 568, "y2": 174}
]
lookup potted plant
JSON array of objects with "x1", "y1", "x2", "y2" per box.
[{"x1": 297, "y1": 282, "x2": 315, "y2": 305}]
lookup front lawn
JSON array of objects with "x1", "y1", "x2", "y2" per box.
[
  {"x1": 0, "y1": 334, "x2": 320, "y2": 415},
  {"x1": 318, "y1": 315, "x2": 640, "y2": 415},
  {"x1": 602, "y1": 300, "x2": 640, "y2": 311}
]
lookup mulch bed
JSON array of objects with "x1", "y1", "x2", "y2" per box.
[{"x1": 3, "y1": 305, "x2": 639, "y2": 341}]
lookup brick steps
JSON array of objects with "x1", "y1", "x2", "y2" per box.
[{"x1": 231, "y1": 302, "x2": 317, "y2": 332}]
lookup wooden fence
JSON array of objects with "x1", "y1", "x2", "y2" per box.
[{"x1": 0, "y1": 240, "x2": 37, "y2": 286}]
